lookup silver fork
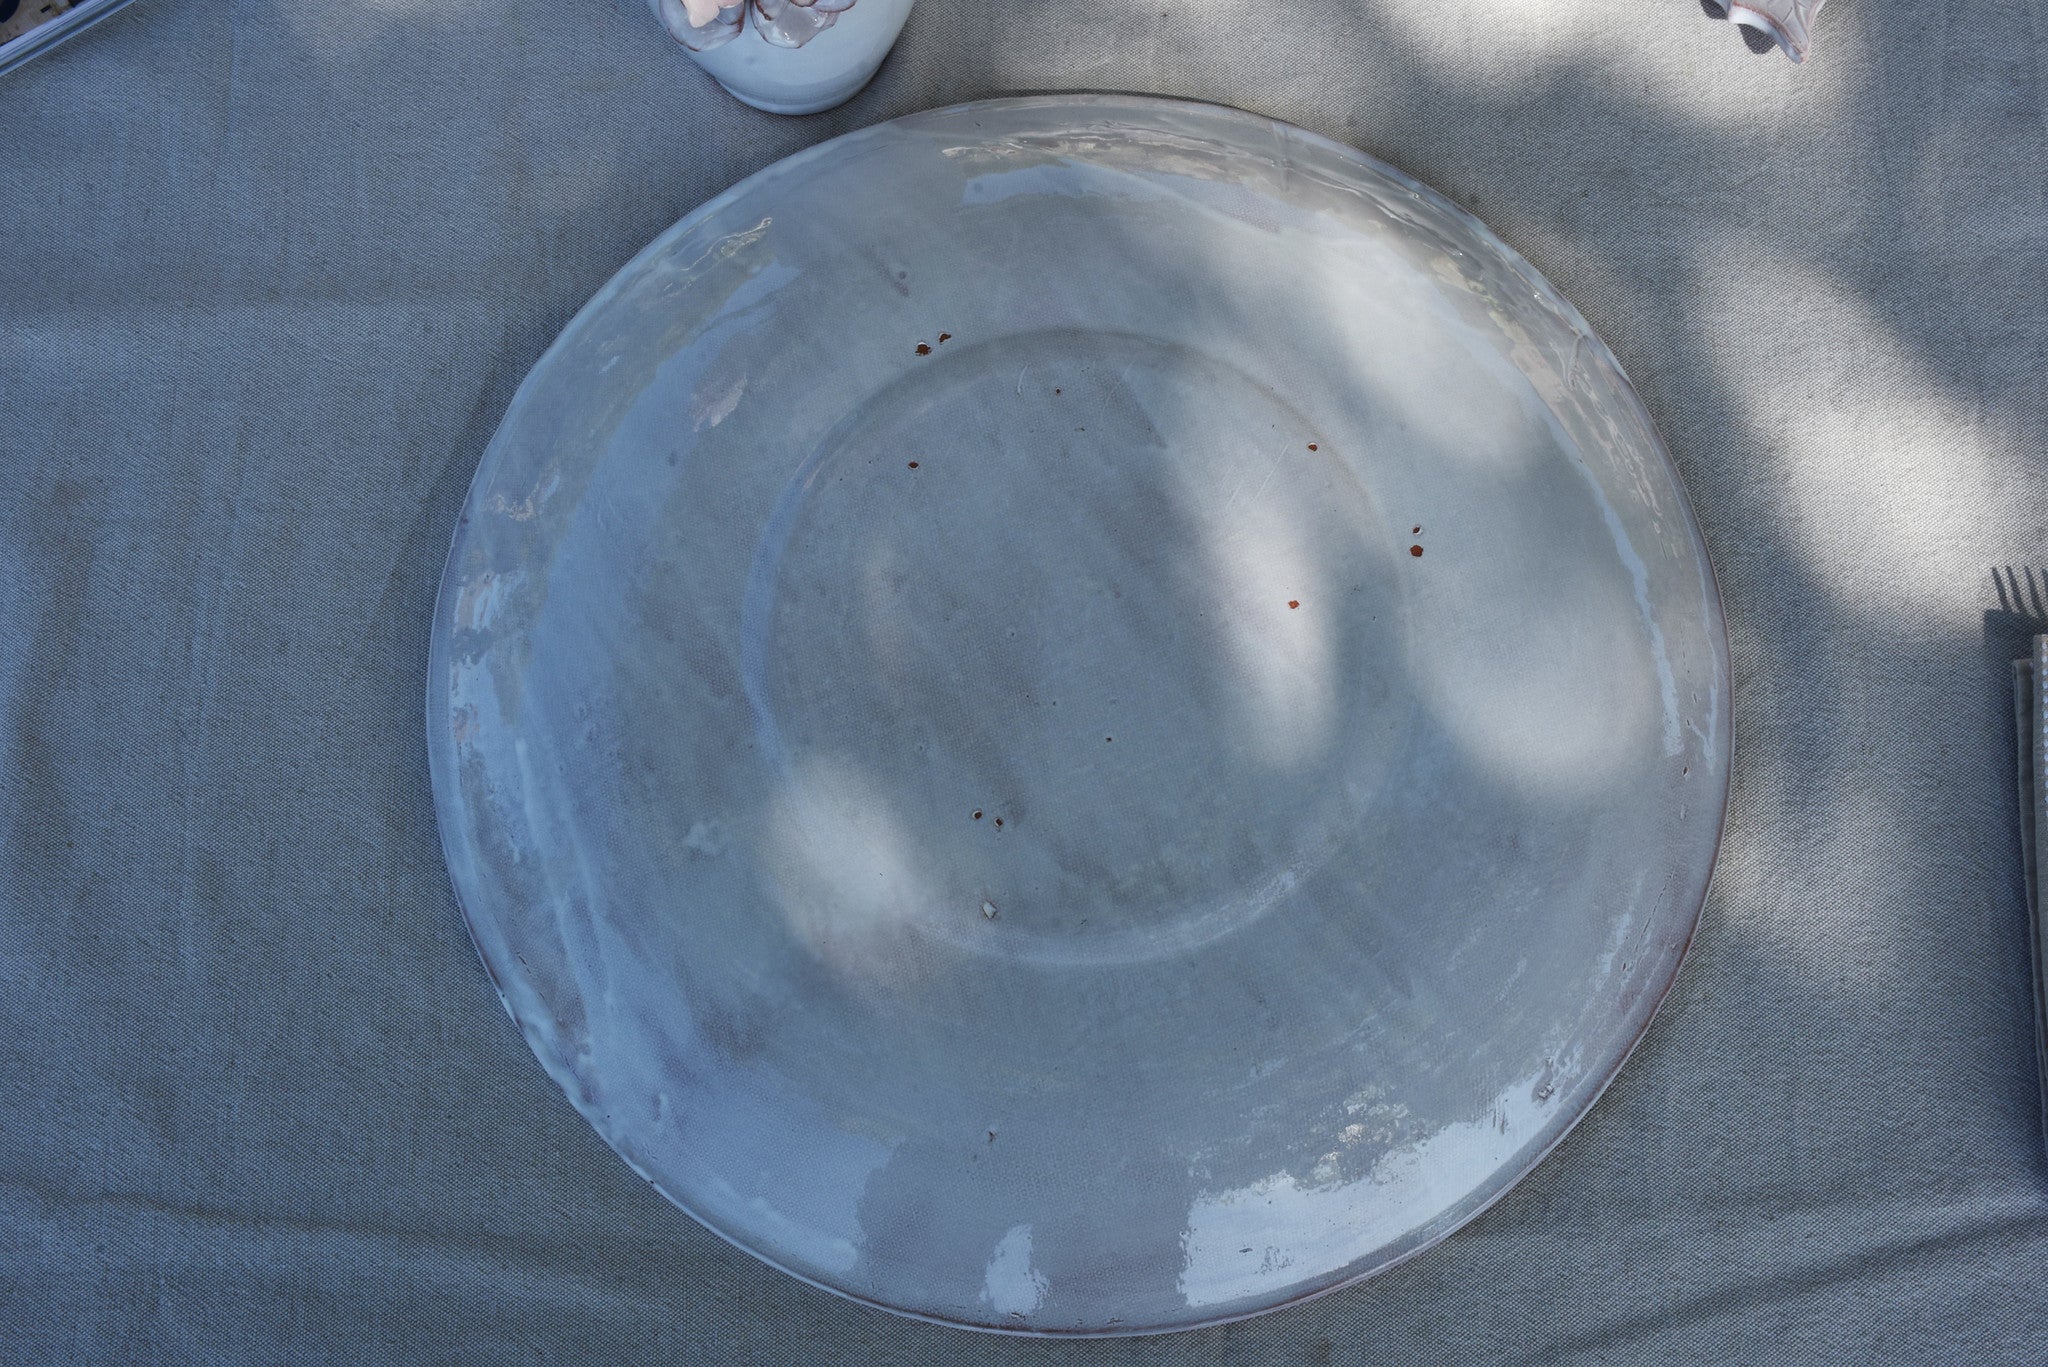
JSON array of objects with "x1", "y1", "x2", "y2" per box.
[{"x1": 2000, "y1": 567, "x2": 2048, "y2": 1149}]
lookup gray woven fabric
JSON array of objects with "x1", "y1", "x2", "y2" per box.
[{"x1": 4, "y1": 0, "x2": 2047, "y2": 1361}]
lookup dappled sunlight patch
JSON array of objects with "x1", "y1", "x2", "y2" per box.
[
  {"x1": 1696, "y1": 259, "x2": 2015, "y2": 622},
  {"x1": 764, "y1": 755, "x2": 941, "y2": 984}
]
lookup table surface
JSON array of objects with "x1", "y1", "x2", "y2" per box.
[{"x1": 5, "y1": 1, "x2": 2046, "y2": 1361}]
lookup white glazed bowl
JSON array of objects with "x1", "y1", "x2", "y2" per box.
[
  {"x1": 429, "y1": 96, "x2": 1730, "y2": 1334},
  {"x1": 653, "y1": 0, "x2": 915, "y2": 115}
]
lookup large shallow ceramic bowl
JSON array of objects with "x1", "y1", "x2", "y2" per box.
[{"x1": 428, "y1": 95, "x2": 1729, "y2": 1335}]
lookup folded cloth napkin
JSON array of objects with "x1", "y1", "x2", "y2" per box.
[{"x1": 2016, "y1": 639, "x2": 2048, "y2": 1142}]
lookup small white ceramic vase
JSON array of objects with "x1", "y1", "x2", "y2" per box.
[
  {"x1": 1700, "y1": 0, "x2": 1825, "y2": 62},
  {"x1": 651, "y1": 0, "x2": 916, "y2": 115}
]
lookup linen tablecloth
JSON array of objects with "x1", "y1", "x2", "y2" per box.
[{"x1": 5, "y1": 0, "x2": 2046, "y2": 1359}]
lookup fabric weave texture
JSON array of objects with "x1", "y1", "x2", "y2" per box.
[{"x1": 4, "y1": 0, "x2": 2047, "y2": 1360}]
